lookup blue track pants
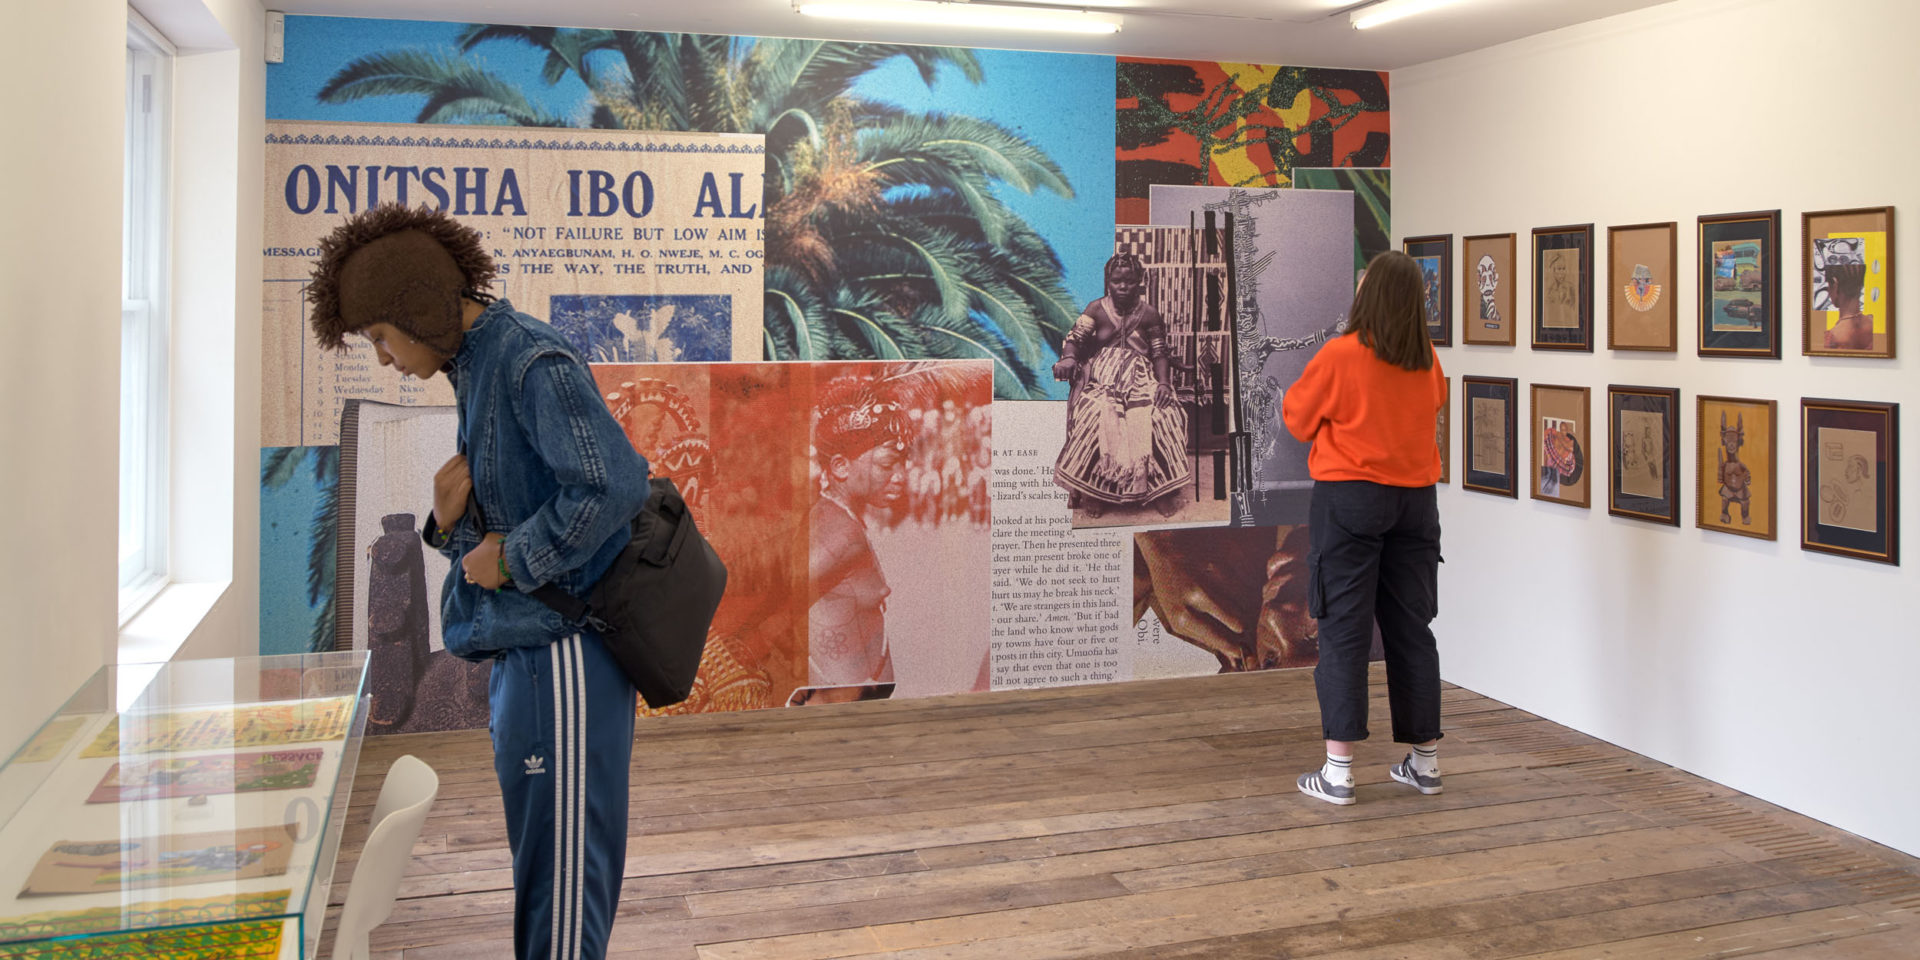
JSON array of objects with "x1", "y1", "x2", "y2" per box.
[{"x1": 489, "y1": 632, "x2": 636, "y2": 960}]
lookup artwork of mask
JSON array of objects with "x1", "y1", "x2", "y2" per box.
[
  {"x1": 1625, "y1": 263, "x2": 1661, "y2": 312},
  {"x1": 1476, "y1": 254, "x2": 1500, "y2": 322}
]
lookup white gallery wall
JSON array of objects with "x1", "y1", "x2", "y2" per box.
[
  {"x1": 1397, "y1": 0, "x2": 1919, "y2": 856},
  {"x1": 0, "y1": 0, "x2": 265, "y2": 758},
  {"x1": 0, "y1": 2, "x2": 125, "y2": 757}
]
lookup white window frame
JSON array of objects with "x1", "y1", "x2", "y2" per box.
[{"x1": 120, "y1": 9, "x2": 174, "y2": 621}]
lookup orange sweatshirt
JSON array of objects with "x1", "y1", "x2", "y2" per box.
[{"x1": 1281, "y1": 333, "x2": 1445, "y2": 487}]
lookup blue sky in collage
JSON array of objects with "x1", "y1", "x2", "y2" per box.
[
  {"x1": 268, "y1": 16, "x2": 1114, "y2": 321},
  {"x1": 269, "y1": 17, "x2": 588, "y2": 123},
  {"x1": 851, "y1": 50, "x2": 1114, "y2": 317}
]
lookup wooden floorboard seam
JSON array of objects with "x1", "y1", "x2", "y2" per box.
[{"x1": 317, "y1": 667, "x2": 1920, "y2": 960}]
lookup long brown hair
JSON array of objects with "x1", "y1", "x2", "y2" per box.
[{"x1": 1347, "y1": 250, "x2": 1433, "y2": 371}]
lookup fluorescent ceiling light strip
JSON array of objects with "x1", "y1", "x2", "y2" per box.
[
  {"x1": 795, "y1": 0, "x2": 1123, "y2": 35},
  {"x1": 1350, "y1": 0, "x2": 1458, "y2": 30}
]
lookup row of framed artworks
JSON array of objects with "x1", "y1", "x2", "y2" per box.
[
  {"x1": 1407, "y1": 206, "x2": 1896, "y2": 358},
  {"x1": 1440, "y1": 377, "x2": 1900, "y2": 565}
]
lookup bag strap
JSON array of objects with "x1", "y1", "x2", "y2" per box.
[
  {"x1": 530, "y1": 580, "x2": 602, "y2": 631},
  {"x1": 525, "y1": 476, "x2": 681, "y2": 632}
]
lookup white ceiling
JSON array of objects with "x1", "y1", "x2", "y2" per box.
[{"x1": 275, "y1": 0, "x2": 1679, "y2": 70}]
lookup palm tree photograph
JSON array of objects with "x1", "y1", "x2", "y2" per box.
[
  {"x1": 269, "y1": 16, "x2": 1118, "y2": 400},
  {"x1": 260, "y1": 445, "x2": 339, "y2": 655}
]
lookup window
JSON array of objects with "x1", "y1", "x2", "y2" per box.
[{"x1": 120, "y1": 10, "x2": 173, "y2": 617}]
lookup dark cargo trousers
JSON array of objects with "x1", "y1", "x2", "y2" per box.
[{"x1": 1306, "y1": 480, "x2": 1444, "y2": 745}]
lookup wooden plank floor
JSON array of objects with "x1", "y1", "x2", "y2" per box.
[{"x1": 323, "y1": 667, "x2": 1920, "y2": 959}]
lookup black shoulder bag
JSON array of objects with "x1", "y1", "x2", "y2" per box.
[{"x1": 527, "y1": 477, "x2": 727, "y2": 709}]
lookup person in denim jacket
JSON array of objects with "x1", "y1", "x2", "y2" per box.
[{"x1": 308, "y1": 204, "x2": 648, "y2": 960}]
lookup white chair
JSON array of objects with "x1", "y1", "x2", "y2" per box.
[{"x1": 331, "y1": 754, "x2": 440, "y2": 960}]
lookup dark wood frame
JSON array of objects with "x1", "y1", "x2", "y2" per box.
[
  {"x1": 1531, "y1": 224, "x2": 1595, "y2": 351},
  {"x1": 1529, "y1": 383, "x2": 1592, "y2": 508},
  {"x1": 1438, "y1": 375, "x2": 1451, "y2": 484},
  {"x1": 1801, "y1": 207, "x2": 1896, "y2": 359},
  {"x1": 1800, "y1": 398, "x2": 1899, "y2": 564},
  {"x1": 1697, "y1": 210, "x2": 1782, "y2": 359},
  {"x1": 1606, "y1": 221, "x2": 1678, "y2": 352},
  {"x1": 1404, "y1": 234, "x2": 1453, "y2": 347},
  {"x1": 1461, "y1": 376, "x2": 1518, "y2": 498},
  {"x1": 1461, "y1": 233, "x2": 1517, "y2": 346},
  {"x1": 1695, "y1": 395, "x2": 1778, "y2": 541},
  {"x1": 1607, "y1": 385, "x2": 1682, "y2": 525}
]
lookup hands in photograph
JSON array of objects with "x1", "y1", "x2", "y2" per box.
[
  {"x1": 1135, "y1": 532, "x2": 1263, "y2": 671},
  {"x1": 1136, "y1": 527, "x2": 1320, "y2": 673},
  {"x1": 1256, "y1": 526, "x2": 1318, "y2": 669}
]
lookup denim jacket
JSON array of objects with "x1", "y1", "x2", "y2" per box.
[{"x1": 427, "y1": 299, "x2": 650, "y2": 660}]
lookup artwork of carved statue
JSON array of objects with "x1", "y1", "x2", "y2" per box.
[{"x1": 1716, "y1": 412, "x2": 1752, "y2": 525}]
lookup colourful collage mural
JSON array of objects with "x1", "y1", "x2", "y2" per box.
[
  {"x1": 259, "y1": 15, "x2": 1389, "y2": 726},
  {"x1": 1115, "y1": 59, "x2": 1390, "y2": 223}
]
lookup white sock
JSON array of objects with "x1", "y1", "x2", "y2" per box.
[
  {"x1": 1323, "y1": 754, "x2": 1353, "y2": 786},
  {"x1": 1409, "y1": 744, "x2": 1439, "y2": 776}
]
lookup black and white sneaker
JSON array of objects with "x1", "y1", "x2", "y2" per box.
[
  {"x1": 1297, "y1": 769, "x2": 1356, "y2": 805},
  {"x1": 1389, "y1": 754, "x2": 1443, "y2": 794}
]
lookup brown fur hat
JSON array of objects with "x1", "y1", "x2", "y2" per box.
[{"x1": 306, "y1": 204, "x2": 498, "y2": 352}]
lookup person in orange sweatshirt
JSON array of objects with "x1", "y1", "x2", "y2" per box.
[{"x1": 1282, "y1": 250, "x2": 1447, "y2": 806}]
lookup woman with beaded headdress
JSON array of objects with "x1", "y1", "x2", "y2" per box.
[
  {"x1": 806, "y1": 373, "x2": 910, "y2": 686},
  {"x1": 1052, "y1": 252, "x2": 1191, "y2": 518}
]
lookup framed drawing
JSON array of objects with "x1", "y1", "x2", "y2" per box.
[
  {"x1": 88, "y1": 749, "x2": 324, "y2": 804},
  {"x1": 1696, "y1": 395, "x2": 1777, "y2": 540},
  {"x1": 22, "y1": 825, "x2": 299, "y2": 895},
  {"x1": 1461, "y1": 233, "x2": 1516, "y2": 346},
  {"x1": 1697, "y1": 210, "x2": 1781, "y2": 358},
  {"x1": 1801, "y1": 398, "x2": 1899, "y2": 564},
  {"x1": 1461, "y1": 376, "x2": 1517, "y2": 497},
  {"x1": 1803, "y1": 207, "x2": 1895, "y2": 358},
  {"x1": 1530, "y1": 384, "x2": 1591, "y2": 508},
  {"x1": 1607, "y1": 222, "x2": 1678, "y2": 351},
  {"x1": 1404, "y1": 234, "x2": 1453, "y2": 346},
  {"x1": 1607, "y1": 385, "x2": 1681, "y2": 525},
  {"x1": 1437, "y1": 376, "x2": 1451, "y2": 484},
  {"x1": 1532, "y1": 224, "x2": 1595, "y2": 351}
]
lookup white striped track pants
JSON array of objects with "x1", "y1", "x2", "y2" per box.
[{"x1": 490, "y1": 632, "x2": 636, "y2": 960}]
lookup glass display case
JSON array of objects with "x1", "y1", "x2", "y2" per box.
[{"x1": 0, "y1": 653, "x2": 369, "y2": 959}]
